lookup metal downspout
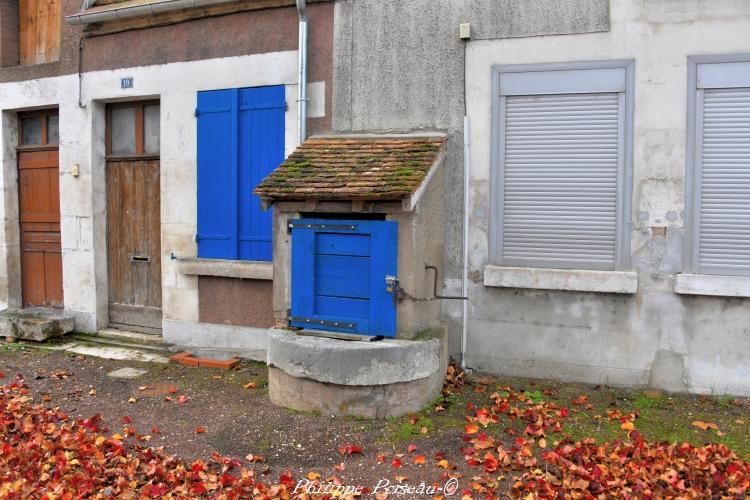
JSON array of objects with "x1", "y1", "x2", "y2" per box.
[
  {"x1": 461, "y1": 116, "x2": 470, "y2": 370},
  {"x1": 296, "y1": 0, "x2": 308, "y2": 145}
]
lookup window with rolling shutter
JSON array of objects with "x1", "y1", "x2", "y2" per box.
[
  {"x1": 491, "y1": 62, "x2": 634, "y2": 271},
  {"x1": 687, "y1": 56, "x2": 750, "y2": 277}
]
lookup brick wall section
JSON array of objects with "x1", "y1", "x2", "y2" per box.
[
  {"x1": 0, "y1": 0, "x2": 19, "y2": 67},
  {"x1": 0, "y1": 1, "x2": 334, "y2": 132},
  {"x1": 198, "y1": 276, "x2": 275, "y2": 328}
]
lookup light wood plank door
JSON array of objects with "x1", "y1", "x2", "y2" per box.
[
  {"x1": 106, "y1": 102, "x2": 162, "y2": 333},
  {"x1": 19, "y1": 0, "x2": 61, "y2": 65}
]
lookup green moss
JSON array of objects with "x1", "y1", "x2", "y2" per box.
[
  {"x1": 0, "y1": 342, "x2": 30, "y2": 353},
  {"x1": 285, "y1": 407, "x2": 321, "y2": 417},
  {"x1": 380, "y1": 415, "x2": 435, "y2": 443}
]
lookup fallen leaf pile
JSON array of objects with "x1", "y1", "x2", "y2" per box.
[
  {"x1": 0, "y1": 375, "x2": 294, "y2": 498},
  {"x1": 2, "y1": 369, "x2": 750, "y2": 498},
  {"x1": 460, "y1": 386, "x2": 750, "y2": 497}
]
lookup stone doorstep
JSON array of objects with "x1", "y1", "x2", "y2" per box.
[
  {"x1": 169, "y1": 351, "x2": 241, "y2": 370},
  {"x1": 0, "y1": 308, "x2": 75, "y2": 342},
  {"x1": 96, "y1": 328, "x2": 165, "y2": 346},
  {"x1": 64, "y1": 344, "x2": 170, "y2": 364}
]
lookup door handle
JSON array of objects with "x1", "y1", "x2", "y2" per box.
[{"x1": 130, "y1": 255, "x2": 151, "y2": 263}]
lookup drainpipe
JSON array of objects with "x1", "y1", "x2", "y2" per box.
[
  {"x1": 296, "y1": 0, "x2": 308, "y2": 145},
  {"x1": 461, "y1": 116, "x2": 470, "y2": 370}
]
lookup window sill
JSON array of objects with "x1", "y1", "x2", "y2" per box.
[
  {"x1": 177, "y1": 258, "x2": 273, "y2": 280},
  {"x1": 483, "y1": 265, "x2": 638, "y2": 294},
  {"x1": 674, "y1": 273, "x2": 750, "y2": 298}
]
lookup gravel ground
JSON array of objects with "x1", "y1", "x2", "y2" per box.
[
  {"x1": 0, "y1": 345, "x2": 471, "y2": 495},
  {"x1": 2, "y1": 342, "x2": 749, "y2": 497}
]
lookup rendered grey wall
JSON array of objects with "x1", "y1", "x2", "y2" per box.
[
  {"x1": 463, "y1": 0, "x2": 750, "y2": 396},
  {"x1": 332, "y1": 0, "x2": 610, "y2": 353}
]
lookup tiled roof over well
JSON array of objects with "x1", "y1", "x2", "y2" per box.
[{"x1": 254, "y1": 136, "x2": 446, "y2": 201}]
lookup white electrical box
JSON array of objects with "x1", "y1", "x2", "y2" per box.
[{"x1": 459, "y1": 23, "x2": 471, "y2": 40}]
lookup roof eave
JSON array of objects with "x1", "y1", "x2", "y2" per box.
[{"x1": 66, "y1": 0, "x2": 239, "y2": 25}]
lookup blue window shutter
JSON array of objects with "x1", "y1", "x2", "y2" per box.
[
  {"x1": 290, "y1": 219, "x2": 398, "y2": 337},
  {"x1": 238, "y1": 86, "x2": 285, "y2": 261},
  {"x1": 196, "y1": 89, "x2": 239, "y2": 259}
]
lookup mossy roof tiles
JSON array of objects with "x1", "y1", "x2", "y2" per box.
[{"x1": 254, "y1": 136, "x2": 445, "y2": 201}]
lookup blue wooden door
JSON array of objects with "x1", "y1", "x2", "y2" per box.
[
  {"x1": 196, "y1": 86, "x2": 285, "y2": 261},
  {"x1": 290, "y1": 219, "x2": 398, "y2": 337}
]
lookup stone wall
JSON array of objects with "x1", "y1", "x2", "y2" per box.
[
  {"x1": 0, "y1": 51, "x2": 327, "y2": 332},
  {"x1": 0, "y1": 2, "x2": 333, "y2": 337}
]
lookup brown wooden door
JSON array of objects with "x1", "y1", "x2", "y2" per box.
[
  {"x1": 18, "y1": 111, "x2": 63, "y2": 308},
  {"x1": 107, "y1": 160, "x2": 162, "y2": 331},
  {"x1": 106, "y1": 102, "x2": 162, "y2": 333}
]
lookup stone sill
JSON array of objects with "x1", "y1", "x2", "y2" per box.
[
  {"x1": 176, "y1": 258, "x2": 273, "y2": 280},
  {"x1": 483, "y1": 265, "x2": 638, "y2": 294},
  {"x1": 674, "y1": 274, "x2": 750, "y2": 298}
]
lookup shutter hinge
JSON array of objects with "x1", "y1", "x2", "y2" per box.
[
  {"x1": 288, "y1": 222, "x2": 358, "y2": 232},
  {"x1": 289, "y1": 316, "x2": 356, "y2": 330},
  {"x1": 285, "y1": 101, "x2": 289, "y2": 112},
  {"x1": 194, "y1": 108, "x2": 199, "y2": 117}
]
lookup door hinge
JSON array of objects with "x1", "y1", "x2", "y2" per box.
[
  {"x1": 289, "y1": 316, "x2": 356, "y2": 330},
  {"x1": 288, "y1": 222, "x2": 358, "y2": 233}
]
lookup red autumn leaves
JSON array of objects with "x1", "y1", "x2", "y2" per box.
[
  {"x1": 460, "y1": 386, "x2": 750, "y2": 497},
  {"x1": 2, "y1": 369, "x2": 749, "y2": 499},
  {"x1": 0, "y1": 375, "x2": 295, "y2": 498}
]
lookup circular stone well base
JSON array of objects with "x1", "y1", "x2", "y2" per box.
[{"x1": 266, "y1": 328, "x2": 448, "y2": 418}]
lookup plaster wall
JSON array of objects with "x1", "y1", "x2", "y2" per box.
[
  {"x1": 386, "y1": 160, "x2": 445, "y2": 338},
  {"x1": 0, "y1": 50, "x2": 326, "y2": 333},
  {"x1": 332, "y1": 0, "x2": 611, "y2": 354},
  {"x1": 465, "y1": 0, "x2": 750, "y2": 395}
]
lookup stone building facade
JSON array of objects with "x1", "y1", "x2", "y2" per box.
[{"x1": 2, "y1": 0, "x2": 750, "y2": 396}]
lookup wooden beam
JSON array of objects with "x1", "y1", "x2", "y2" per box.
[{"x1": 83, "y1": 0, "x2": 333, "y2": 35}]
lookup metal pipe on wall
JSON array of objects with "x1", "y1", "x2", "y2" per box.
[
  {"x1": 461, "y1": 115, "x2": 470, "y2": 370},
  {"x1": 296, "y1": 0, "x2": 308, "y2": 145}
]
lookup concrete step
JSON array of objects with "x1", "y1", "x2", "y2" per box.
[
  {"x1": 64, "y1": 343, "x2": 170, "y2": 364},
  {"x1": 39, "y1": 335, "x2": 171, "y2": 364},
  {"x1": 0, "y1": 308, "x2": 74, "y2": 342},
  {"x1": 71, "y1": 333, "x2": 172, "y2": 354},
  {"x1": 96, "y1": 328, "x2": 165, "y2": 346}
]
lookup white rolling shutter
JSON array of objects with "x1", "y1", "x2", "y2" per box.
[
  {"x1": 500, "y1": 92, "x2": 622, "y2": 270},
  {"x1": 697, "y1": 87, "x2": 750, "y2": 276}
]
